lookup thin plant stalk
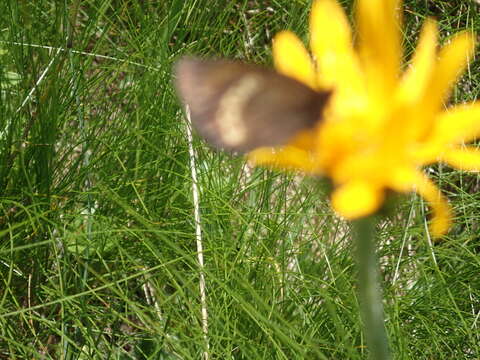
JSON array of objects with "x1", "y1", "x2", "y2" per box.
[
  {"x1": 185, "y1": 106, "x2": 210, "y2": 360},
  {"x1": 353, "y1": 217, "x2": 391, "y2": 360}
]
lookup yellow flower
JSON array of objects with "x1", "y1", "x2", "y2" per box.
[{"x1": 249, "y1": 0, "x2": 479, "y2": 237}]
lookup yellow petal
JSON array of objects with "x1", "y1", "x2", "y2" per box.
[
  {"x1": 310, "y1": 0, "x2": 352, "y2": 57},
  {"x1": 394, "y1": 21, "x2": 438, "y2": 143},
  {"x1": 389, "y1": 168, "x2": 451, "y2": 237},
  {"x1": 441, "y1": 146, "x2": 480, "y2": 172},
  {"x1": 422, "y1": 31, "x2": 475, "y2": 114},
  {"x1": 416, "y1": 176, "x2": 452, "y2": 238},
  {"x1": 248, "y1": 146, "x2": 318, "y2": 174},
  {"x1": 272, "y1": 31, "x2": 317, "y2": 89},
  {"x1": 398, "y1": 19, "x2": 437, "y2": 105},
  {"x1": 309, "y1": 0, "x2": 362, "y2": 93},
  {"x1": 331, "y1": 181, "x2": 384, "y2": 219},
  {"x1": 429, "y1": 103, "x2": 480, "y2": 146},
  {"x1": 289, "y1": 129, "x2": 316, "y2": 151},
  {"x1": 356, "y1": 0, "x2": 401, "y2": 98}
]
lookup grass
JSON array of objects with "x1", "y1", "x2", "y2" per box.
[{"x1": 0, "y1": 0, "x2": 480, "y2": 358}]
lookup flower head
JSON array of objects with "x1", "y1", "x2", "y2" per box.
[{"x1": 249, "y1": 0, "x2": 479, "y2": 236}]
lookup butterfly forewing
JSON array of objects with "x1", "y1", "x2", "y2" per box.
[{"x1": 175, "y1": 57, "x2": 330, "y2": 153}]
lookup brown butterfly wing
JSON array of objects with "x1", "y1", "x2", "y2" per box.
[{"x1": 175, "y1": 57, "x2": 330, "y2": 153}]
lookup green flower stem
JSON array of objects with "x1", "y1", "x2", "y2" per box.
[{"x1": 353, "y1": 217, "x2": 391, "y2": 360}]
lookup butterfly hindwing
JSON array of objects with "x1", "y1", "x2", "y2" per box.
[{"x1": 175, "y1": 57, "x2": 330, "y2": 153}]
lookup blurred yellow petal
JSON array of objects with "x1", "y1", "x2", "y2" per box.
[
  {"x1": 331, "y1": 181, "x2": 384, "y2": 219},
  {"x1": 272, "y1": 31, "x2": 317, "y2": 89},
  {"x1": 289, "y1": 129, "x2": 316, "y2": 151},
  {"x1": 309, "y1": 0, "x2": 362, "y2": 92},
  {"x1": 389, "y1": 168, "x2": 451, "y2": 237},
  {"x1": 416, "y1": 176, "x2": 452, "y2": 238},
  {"x1": 422, "y1": 32, "x2": 475, "y2": 114},
  {"x1": 356, "y1": 0, "x2": 401, "y2": 98},
  {"x1": 429, "y1": 103, "x2": 480, "y2": 146},
  {"x1": 385, "y1": 166, "x2": 416, "y2": 193},
  {"x1": 397, "y1": 19, "x2": 437, "y2": 107},
  {"x1": 310, "y1": 0, "x2": 351, "y2": 57},
  {"x1": 316, "y1": 120, "x2": 358, "y2": 171},
  {"x1": 248, "y1": 146, "x2": 318, "y2": 174},
  {"x1": 441, "y1": 147, "x2": 480, "y2": 172}
]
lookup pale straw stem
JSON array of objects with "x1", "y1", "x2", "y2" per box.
[
  {"x1": 1, "y1": 41, "x2": 158, "y2": 71},
  {"x1": 184, "y1": 106, "x2": 210, "y2": 360},
  {"x1": 16, "y1": 48, "x2": 62, "y2": 113}
]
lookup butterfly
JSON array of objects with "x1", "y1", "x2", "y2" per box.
[{"x1": 174, "y1": 57, "x2": 331, "y2": 153}]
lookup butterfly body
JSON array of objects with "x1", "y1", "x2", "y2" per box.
[{"x1": 175, "y1": 58, "x2": 331, "y2": 152}]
